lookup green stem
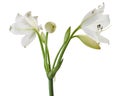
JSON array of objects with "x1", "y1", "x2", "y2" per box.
[
  {"x1": 36, "y1": 32, "x2": 45, "y2": 59},
  {"x1": 47, "y1": 47, "x2": 51, "y2": 68},
  {"x1": 52, "y1": 43, "x2": 64, "y2": 69},
  {"x1": 48, "y1": 78, "x2": 54, "y2": 96},
  {"x1": 53, "y1": 25, "x2": 81, "y2": 69},
  {"x1": 45, "y1": 32, "x2": 51, "y2": 73}
]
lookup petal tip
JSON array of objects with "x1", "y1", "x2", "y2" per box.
[
  {"x1": 9, "y1": 26, "x2": 12, "y2": 31},
  {"x1": 25, "y1": 11, "x2": 32, "y2": 17},
  {"x1": 23, "y1": 45, "x2": 27, "y2": 48}
]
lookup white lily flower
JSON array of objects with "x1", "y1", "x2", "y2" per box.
[
  {"x1": 10, "y1": 11, "x2": 40, "y2": 47},
  {"x1": 81, "y1": 3, "x2": 110, "y2": 44}
]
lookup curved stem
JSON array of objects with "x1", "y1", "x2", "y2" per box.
[{"x1": 36, "y1": 32, "x2": 45, "y2": 59}]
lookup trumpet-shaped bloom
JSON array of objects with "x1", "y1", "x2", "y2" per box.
[
  {"x1": 10, "y1": 11, "x2": 40, "y2": 47},
  {"x1": 81, "y1": 3, "x2": 110, "y2": 44}
]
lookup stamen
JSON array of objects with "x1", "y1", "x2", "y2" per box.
[
  {"x1": 98, "y1": 2, "x2": 104, "y2": 9},
  {"x1": 97, "y1": 24, "x2": 103, "y2": 31},
  {"x1": 91, "y1": 9, "x2": 96, "y2": 14}
]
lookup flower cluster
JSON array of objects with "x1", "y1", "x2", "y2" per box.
[
  {"x1": 9, "y1": 3, "x2": 110, "y2": 96},
  {"x1": 10, "y1": 3, "x2": 110, "y2": 49}
]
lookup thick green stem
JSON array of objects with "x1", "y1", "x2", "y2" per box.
[{"x1": 48, "y1": 78, "x2": 54, "y2": 96}]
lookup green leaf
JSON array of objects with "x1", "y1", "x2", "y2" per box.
[
  {"x1": 64, "y1": 27, "x2": 71, "y2": 42},
  {"x1": 77, "y1": 35, "x2": 101, "y2": 49}
]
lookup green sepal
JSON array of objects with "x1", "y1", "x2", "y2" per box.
[
  {"x1": 77, "y1": 35, "x2": 101, "y2": 49},
  {"x1": 64, "y1": 27, "x2": 71, "y2": 42}
]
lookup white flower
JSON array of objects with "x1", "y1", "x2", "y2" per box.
[
  {"x1": 10, "y1": 11, "x2": 41, "y2": 47},
  {"x1": 81, "y1": 3, "x2": 110, "y2": 44}
]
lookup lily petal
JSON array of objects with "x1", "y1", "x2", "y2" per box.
[
  {"x1": 16, "y1": 12, "x2": 38, "y2": 29},
  {"x1": 82, "y1": 27, "x2": 99, "y2": 42},
  {"x1": 25, "y1": 11, "x2": 32, "y2": 17},
  {"x1": 96, "y1": 15, "x2": 110, "y2": 31},
  {"x1": 82, "y1": 27, "x2": 109, "y2": 43},
  {"x1": 15, "y1": 14, "x2": 32, "y2": 28},
  {"x1": 82, "y1": 3, "x2": 105, "y2": 23},
  {"x1": 21, "y1": 32, "x2": 36, "y2": 47},
  {"x1": 97, "y1": 35, "x2": 109, "y2": 44},
  {"x1": 10, "y1": 11, "x2": 40, "y2": 47},
  {"x1": 24, "y1": 12, "x2": 38, "y2": 28},
  {"x1": 82, "y1": 14, "x2": 110, "y2": 29},
  {"x1": 15, "y1": 13, "x2": 23, "y2": 22},
  {"x1": 10, "y1": 23, "x2": 34, "y2": 35}
]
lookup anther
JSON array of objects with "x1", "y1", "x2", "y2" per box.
[
  {"x1": 97, "y1": 24, "x2": 103, "y2": 31},
  {"x1": 91, "y1": 9, "x2": 96, "y2": 14}
]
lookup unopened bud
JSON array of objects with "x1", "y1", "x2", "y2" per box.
[
  {"x1": 77, "y1": 35, "x2": 101, "y2": 49},
  {"x1": 45, "y1": 22, "x2": 56, "y2": 33}
]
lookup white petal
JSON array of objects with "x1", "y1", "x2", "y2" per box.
[
  {"x1": 25, "y1": 11, "x2": 32, "y2": 17},
  {"x1": 15, "y1": 14, "x2": 32, "y2": 28},
  {"x1": 24, "y1": 13, "x2": 38, "y2": 28},
  {"x1": 39, "y1": 25, "x2": 43, "y2": 30},
  {"x1": 16, "y1": 12, "x2": 38, "y2": 28},
  {"x1": 16, "y1": 14, "x2": 30, "y2": 26},
  {"x1": 82, "y1": 27, "x2": 109, "y2": 43},
  {"x1": 21, "y1": 32, "x2": 36, "y2": 47},
  {"x1": 97, "y1": 2, "x2": 105, "y2": 13},
  {"x1": 82, "y1": 13, "x2": 102, "y2": 27},
  {"x1": 10, "y1": 23, "x2": 34, "y2": 35},
  {"x1": 82, "y1": 27, "x2": 99, "y2": 42},
  {"x1": 25, "y1": 11, "x2": 38, "y2": 25},
  {"x1": 82, "y1": 3, "x2": 105, "y2": 22},
  {"x1": 90, "y1": 14, "x2": 110, "y2": 30},
  {"x1": 97, "y1": 35, "x2": 109, "y2": 44},
  {"x1": 15, "y1": 13, "x2": 23, "y2": 22},
  {"x1": 14, "y1": 22, "x2": 32, "y2": 29},
  {"x1": 96, "y1": 15, "x2": 110, "y2": 30},
  {"x1": 82, "y1": 14, "x2": 110, "y2": 31},
  {"x1": 34, "y1": 16, "x2": 38, "y2": 21}
]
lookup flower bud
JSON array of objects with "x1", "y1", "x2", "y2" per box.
[
  {"x1": 45, "y1": 22, "x2": 56, "y2": 33},
  {"x1": 77, "y1": 35, "x2": 101, "y2": 49}
]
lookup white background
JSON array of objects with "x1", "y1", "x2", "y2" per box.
[{"x1": 0, "y1": 0, "x2": 119, "y2": 96}]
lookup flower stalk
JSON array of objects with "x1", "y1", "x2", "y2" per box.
[
  {"x1": 36, "y1": 31, "x2": 45, "y2": 59},
  {"x1": 48, "y1": 79, "x2": 54, "y2": 96}
]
